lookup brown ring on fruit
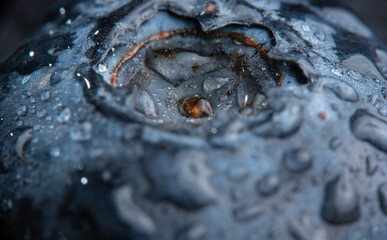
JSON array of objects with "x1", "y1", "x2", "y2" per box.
[{"x1": 110, "y1": 28, "x2": 282, "y2": 87}]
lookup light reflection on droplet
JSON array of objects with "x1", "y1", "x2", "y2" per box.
[
  {"x1": 59, "y1": 7, "x2": 66, "y2": 15},
  {"x1": 80, "y1": 177, "x2": 88, "y2": 185}
]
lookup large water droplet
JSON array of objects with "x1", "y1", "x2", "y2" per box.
[
  {"x1": 17, "y1": 105, "x2": 27, "y2": 116},
  {"x1": 135, "y1": 91, "x2": 158, "y2": 119},
  {"x1": 256, "y1": 173, "x2": 280, "y2": 196},
  {"x1": 321, "y1": 173, "x2": 360, "y2": 224},
  {"x1": 314, "y1": 30, "x2": 326, "y2": 41},
  {"x1": 252, "y1": 104, "x2": 303, "y2": 138},
  {"x1": 378, "y1": 183, "x2": 387, "y2": 216},
  {"x1": 283, "y1": 148, "x2": 313, "y2": 173},
  {"x1": 149, "y1": 50, "x2": 215, "y2": 86},
  {"x1": 40, "y1": 91, "x2": 50, "y2": 101},
  {"x1": 142, "y1": 149, "x2": 216, "y2": 210},
  {"x1": 112, "y1": 185, "x2": 156, "y2": 235},
  {"x1": 178, "y1": 95, "x2": 213, "y2": 118},
  {"x1": 203, "y1": 77, "x2": 229, "y2": 93},
  {"x1": 323, "y1": 80, "x2": 358, "y2": 102},
  {"x1": 233, "y1": 202, "x2": 264, "y2": 223},
  {"x1": 343, "y1": 54, "x2": 385, "y2": 82},
  {"x1": 57, "y1": 107, "x2": 71, "y2": 123},
  {"x1": 351, "y1": 111, "x2": 387, "y2": 153},
  {"x1": 237, "y1": 78, "x2": 261, "y2": 109}
]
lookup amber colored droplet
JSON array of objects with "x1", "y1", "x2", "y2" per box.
[
  {"x1": 178, "y1": 95, "x2": 213, "y2": 118},
  {"x1": 318, "y1": 112, "x2": 326, "y2": 120},
  {"x1": 205, "y1": 3, "x2": 216, "y2": 13}
]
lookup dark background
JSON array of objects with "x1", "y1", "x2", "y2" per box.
[{"x1": 0, "y1": 0, "x2": 386, "y2": 62}]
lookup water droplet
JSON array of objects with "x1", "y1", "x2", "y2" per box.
[
  {"x1": 351, "y1": 110, "x2": 387, "y2": 153},
  {"x1": 112, "y1": 185, "x2": 156, "y2": 235},
  {"x1": 301, "y1": 24, "x2": 311, "y2": 32},
  {"x1": 175, "y1": 224, "x2": 207, "y2": 240},
  {"x1": 331, "y1": 66, "x2": 343, "y2": 77},
  {"x1": 57, "y1": 107, "x2": 71, "y2": 123},
  {"x1": 50, "y1": 70, "x2": 67, "y2": 86},
  {"x1": 142, "y1": 149, "x2": 216, "y2": 210},
  {"x1": 40, "y1": 91, "x2": 50, "y2": 101},
  {"x1": 59, "y1": 7, "x2": 66, "y2": 15},
  {"x1": 65, "y1": 19, "x2": 72, "y2": 25},
  {"x1": 347, "y1": 70, "x2": 363, "y2": 80},
  {"x1": 329, "y1": 137, "x2": 342, "y2": 150},
  {"x1": 50, "y1": 147, "x2": 61, "y2": 157},
  {"x1": 36, "y1": 109, "x2": 46, "y2": 118},
  {"x1": 226, "y1": 166, "x2": 249, "y2": 182},
  {"x1": 369, "y1": 76, "x2": 381, "y2": 84},
  {"x1": 178, "y1": 95, "x2": 213, "y2": 118},
  {"x1": 22, "y1": 90, "x2": 31, "y2": 98},
  {"x1": 97, "y1": 63, "x2": 107, "y2": 72},
  {"x1": 256, "y1": 173, "x2": 280, "y2": 196},
  {"x1": 135, "y1": 91, "x2": 158, "y2": 119},
  {"x1": 29, "y1": 51, "x2": 35, "y2": 57},
  {"x1": 283, "y1": 148, "x2": 313, "y2": 173},
  {"x1": 343, "y1": 54, "x2": 385, "y2": 82},
  {"x1": 17, "y1": 105, "x2": 27, "y2": 116},
  {"x1": 323, "y1": 80, "x2": 358, "y2": 102},
  {"x1": 237, "y1": 78, "x2": 260, "y2": 109},
  {"x1": 382, "y1": 88, "x2": 387, "y2": 100},
  {"x1": 252, "y1": 104, "x2": 303, "y2": 138},
  {"x1": 314, "y1": 30, "x2": 326, "y2": 41},
  {"x1": 368, "y1": 94, "x2": 379, "y2": 105},
  {"x1": 203, "y1": 77, "x2": 229, "y2": 93},
  {"x1": 70, "y1": 122, "x2": 92, "y2": 141},
  {"x1": 22, "y1": 76, "x2": 31, "y2": 85},
  {"x1": 321, "y1": 173, "x2": 360, "y2": 224},
  {"x1": 252, "y1": 93, "x2": 267, "y2": 112},
  {"x1": 365, "y1": 156, "x2": 378, "y2": 176},
  {"x1": 80, "y1": 177, "x2": 88, "y2": 185},
  {"x1": 15, "y1": 129, "x2": 33, "y2": 158},
  {"x1": 233, "y1": 202, "x2": 264, "y2": 223},
  {"x1": 378, "y1": 183, "x2": 387, "y2": 216}
]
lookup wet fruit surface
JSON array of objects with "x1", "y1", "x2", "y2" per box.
[{"x1": 0, "y1": 0, "x2": 387, "y2": 239}]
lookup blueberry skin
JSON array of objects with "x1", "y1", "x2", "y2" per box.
[{"x1": 1, "y1": 0, "x2": 387, "y2": 239}]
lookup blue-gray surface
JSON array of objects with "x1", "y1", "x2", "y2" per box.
[{"x1": 0, "y1": 0, "x2": 387, "y2": 239}]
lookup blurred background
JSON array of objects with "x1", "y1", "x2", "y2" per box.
[{"x1": 0, "y1": 0, "x2": 386, "y2": 62}]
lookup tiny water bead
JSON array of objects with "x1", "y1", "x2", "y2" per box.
[
  {"x1": 178, "y1": 95, "x2": 213, "y2": 119},
  {"x1": 80, "y1": 177, "x2": 88, "y2": 185}
]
